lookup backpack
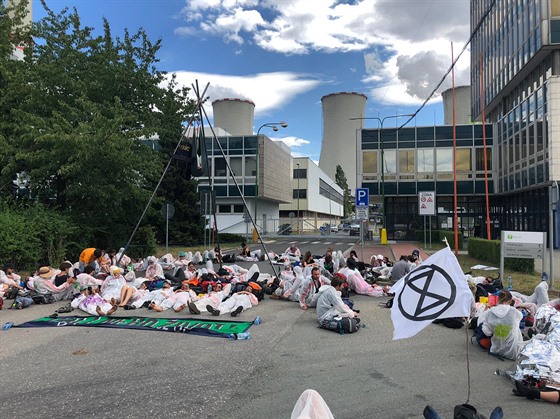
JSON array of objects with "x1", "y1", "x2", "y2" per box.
[
  {"x1": 6, "y1": 287, "x2": 19, "y2": 300},
  {"x1": 472, "y1": 322, "x2": 491, "y2": 350},
  {"x1": 322, "y1": 317, "x2": 360, "y2": 334},
  {"x1": 442, "y1": 317, "x2": 464, "y2": 329},
  {"x1": 29, "y1": 291, "x2": 55, "y2": 305}
]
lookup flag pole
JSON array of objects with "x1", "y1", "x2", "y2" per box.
[
  {"x1": 451, "y1": 42, "x2": 459, "y2": 256},
  {"x1": 479, "y1": 54, "x2": 492, "y2": 240}
]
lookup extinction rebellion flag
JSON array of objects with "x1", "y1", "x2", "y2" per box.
[{"x1": 390, "y1": 246, "x2": 472, "y2": 340}]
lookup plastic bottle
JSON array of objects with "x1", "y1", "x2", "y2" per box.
[
  {"x1": 542, "y1": 272, "x2": 548, "y2": 282},
  {"x1": 207, "y1": 284, "x2": 212, "y2": 293},
  {"x1": 507, "y1": 275, "x2": 512, "y2": 291},
  {"x1": 2, "y1": 322, "x2": 14, "y2": 331},
  {"x1": 519, "y1": 309, "x2": 527, "y2": 330},
  {"x1": 235, "y1": 332, "x2": 251, "y2": 340},
  {"x1": 253, "y1": 316, "x2": 262, "y2": 325}
]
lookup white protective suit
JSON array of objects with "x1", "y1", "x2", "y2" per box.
[
  {"x1": 291, "y1": 389, "x2": 334, "y2": 419},
  {"x1": 512, "y1": 281, "x2": 549, "y2": 309},
  {"x1": 313, "y1": 284, "x2": 355, "y2": 325},
  {"x1": 215, "y1": 292, "x2": 258, "y2": 315},
  {"x1": 480, "y1": 304, "x2": 525, "y2": 360}
]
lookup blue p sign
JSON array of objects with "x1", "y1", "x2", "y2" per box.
[{"x1": 355, "y1": 188, "x2": 369, "y2": 207}]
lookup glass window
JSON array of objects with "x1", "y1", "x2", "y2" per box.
[
  {"x1": 363, "y1": 151, "x2": 378, "y2": 173},
  {"x1": 245, "y1": 156, "x2": 257, "y2": 177},
  {"x1": 436, "y1": 148, "x2": 453, "y2": 171},
  {"x1": 233, "y1": 205, "x2": 244, "y2": 213},
  {"x1": 383, "y1": 150, "x2": 397, "y2": 174},
  {"x1": 230, "y1": 157, "x2": 243, "y2": 177},
  {"x1": 214, "y1": 157, "x2": 227, "y2": 177},
  {"x1": 228, "y1": 137, "x2": 243, "y2": 154},
  {"x1": 456, "y1": 149, "x2": 472, "y2": 171},
  {"x1": 218, "y1": 204, "x2": 231, "y2": 213},
  {"x1": 399, "y1": 150, "x2": 415, "y2": 174},
  {"x1": 417, "y1": 149, "x2": 434, "y2": 173},
  {"x1": 293, "y1": 189, "x2": 307, "y2": 199},
  {"x1": 475, "y1": 148, "x2": 492, "y2": 171},
  {"x1": 294, "y1": 168, "x2": 307, "y2": 179}
]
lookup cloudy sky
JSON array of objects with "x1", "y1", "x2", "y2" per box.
[{"x1": 33, "y1": 0, "x2": 472, "y2": 161}]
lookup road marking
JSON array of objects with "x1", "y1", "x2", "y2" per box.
[{"x1": 311, "y1": 241, "x2": 320, "y2": 244}]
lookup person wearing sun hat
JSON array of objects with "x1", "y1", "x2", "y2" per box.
[{"x1": 32, "y1": 266, "x2": 76, "y2": 301}]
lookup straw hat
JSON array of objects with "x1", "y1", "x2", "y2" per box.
[{"x1": 38, "y1": 266, "x2": 56, "y2": 279}]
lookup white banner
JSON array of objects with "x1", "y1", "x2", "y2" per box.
[{"x1": 390, "y1": 246, "x2": 472, "y2": 340}]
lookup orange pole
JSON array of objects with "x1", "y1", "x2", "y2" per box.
[
  {"x1": 451, "y1": 42, "x2": 459, "y2": 255},
  {"x1": 479, "y1": 54, "x2": 492, "y2": 240}
]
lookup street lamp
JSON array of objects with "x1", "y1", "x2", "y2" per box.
[
  {"x1": 296, "y1": 162, "x2": 300, "y2": 234},
  {"x1": 350, "y1": 114, "x2": 414, "y2": 232},
  {"x1": 254, "y1": 121, "x2": 288, "y2": 236}
]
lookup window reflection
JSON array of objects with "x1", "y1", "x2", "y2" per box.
[
  {"x1": 363, "y1": 151, "x2": 378, "y2": 173},
  {"x1": 399, "y1": 150, "x2": 415, "y2": 173}
]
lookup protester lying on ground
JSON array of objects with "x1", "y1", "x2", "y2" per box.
[
  {"x1": 511, "y1": 280, "x2": 549, "y2": 312},
  {"x1": 11, "y1": 295, "x2": 34, "y2": 309},
  {"x1": 206, "y1": 283, "x2": 259, "y2": 317},
  {"x1": 477, "y1": 290, "x2": 526, "y2": 360},
  {"x1": 31, "y1": 266, "x2": 76, "y2": 301},
  {"x1": 150, "y1": 281, "x2": 198, "y2": 313},
  {"x1": 146, "y1": 280, "x2": 175, "y2": 309},
  {"x1": 299, "y1": 266, "x2": 330, "y2": 310},
  {"x1": 512, "y1": 380, "x2": 560, "y2": 404},
  {"x1": 188, "y1": 282, "x2": 232, "y2": 314},
  {"x1": 278, "y1": 266, "x2": 306, "y2": 302},
  {"x1": 72, "y1": 286, "x2": 118, "y2": 316},
  {"x1": 118, "y1": 281, "x2": 150, "y2": 308},
  {"x1": 339, "y1": 258, "x2": 385, "y2": 297}
]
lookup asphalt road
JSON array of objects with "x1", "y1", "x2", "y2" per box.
[{"x1": 0, "y1": 238, "x2": 556, "y2": 418}]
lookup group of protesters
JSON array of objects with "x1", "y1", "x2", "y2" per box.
[{"x1": 1, "y1": 241, "x2": 559, "y2": 406}]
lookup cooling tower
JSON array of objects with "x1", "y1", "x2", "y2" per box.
[
  {"x1": 319, "y1": 92, "x2": 367, "y2": 191},
  {"x1": 442, "y1": 85, "x2": 472, "y2": 125},
  {"x1": 212, "y1": 98, "x2": 255, "y2": 136}
]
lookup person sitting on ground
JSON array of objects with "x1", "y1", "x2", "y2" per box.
[
  {"x1": 412, "y1": 249, "x2": 423, "y2": 265},
  {"x1": 313, "y1": 274, "x2": 358, "y2": 330},
  {"x1": 78, "y1": 248, "x2": 103, "y2": 273},
  {"x1": 370, "y1": 254, "x2": 385, "y2": 268},
  {"x1": 71, "y1": 286, "x2": 118, "y2": 316},
  {"x1": 32, "y1": 266, "x2": 76, "y2": 301},
  {"x1": 144, "y1": 256, "x2": 164, "y2": 281},
  {"x1": 512, "y1": 380, "x2": 560, "y2": 404},
  {"x1": 301, "y1": 251, "x2": 315, "y2": 268},
  {"x1": 212, "y1": 247, "x2": 223, "y2": 264},
  {"x1": 163, "y1": 252, "x2": 189, "y2": 284},
  {"x1": 339, "y1": 258, "x2": 385, "y2": 297},
  {"x1": 206, "y1": 283, "x2": 259, "y2": 317},
  {"x1": 281, "y1": 244, "x2": 302, "y2": 263},
  {"x1": 115, "y1": 247, "x2": 132, "y2": 269},
  {"x1": 279, "y1": 266, "x2": 306, "y2": 301},
  {"x1": 76, "y1": 265, "x2": 104, "y2": 290},
  {"x1": 54, "y1": 261, "x2": 74, "y2": 287},
  {"x1": 240, "y1": 242, "x2": 251, "y2": 257},
  {"x1": 0, "y1": 263, "x2": 23, "y2": 291},
  {"x1": 390, "y1": 255, "x2": 412, "y2": 283},
  {"x1": 103, "y1": 249, "x2": 117, "y2": 272},
  {"x1": 299, "y1": 266, "x2": 330, "y2": 310},
  {"x1": 478, "y1": 290, "x2": 526, "y2": 360},
  {"x1": 100, "y1": 266, "x2": 127, "y2": 303}
]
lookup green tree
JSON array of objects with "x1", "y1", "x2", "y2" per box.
[
  {"x1": 0, "y1": 1, "x2": 201, "y2": 247},
  {"x1": 335, "y1": 165, "x2": 352, "y2": 218}
]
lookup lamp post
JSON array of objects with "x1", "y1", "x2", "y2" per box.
[
  {"x1": 254, "y1": 121, "x2": 288, "y2": 238},
  {"x1": 350, "y1": 114, "x2": 414, "y2": 233},
  {"x1": 296, "y1": 162, "x2": 300, "y2": 234}
]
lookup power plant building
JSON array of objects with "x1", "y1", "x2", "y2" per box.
[{"x1": 319, "y1": 92, "x2": 367, "y2": 191}]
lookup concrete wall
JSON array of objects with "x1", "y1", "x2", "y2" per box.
[{"x1": 212, "y1": 98, "x2": 255, "y2": 136}]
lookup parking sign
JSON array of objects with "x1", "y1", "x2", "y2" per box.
[{"x1": 355, "y1": 188, "x2": 369, "y2": 207}]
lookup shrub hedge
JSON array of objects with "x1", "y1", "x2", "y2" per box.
[{"x1": 467, "y1": 237, "x2": 534, "y2": 273}]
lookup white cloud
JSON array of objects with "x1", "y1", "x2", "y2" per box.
[
  {"x1": 178, "y1": 0, "x2": 472, "y2": 107},
  {"x1": 274, "y1": 136, "x2": 310, "y2": 148},
  {"x1": 168, "y1": 70, "x2": 321, "y2": 118}
]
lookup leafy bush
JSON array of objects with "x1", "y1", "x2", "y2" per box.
[
  {"x1": 127, "y1": 225, "x2": 158, "y2": 258},
  {"x1": 217, "y1": 233, "x2": 245, "y2": 244},
  {"x1": 467, "y1": 237, "x2": 534, "y2": 273}
]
